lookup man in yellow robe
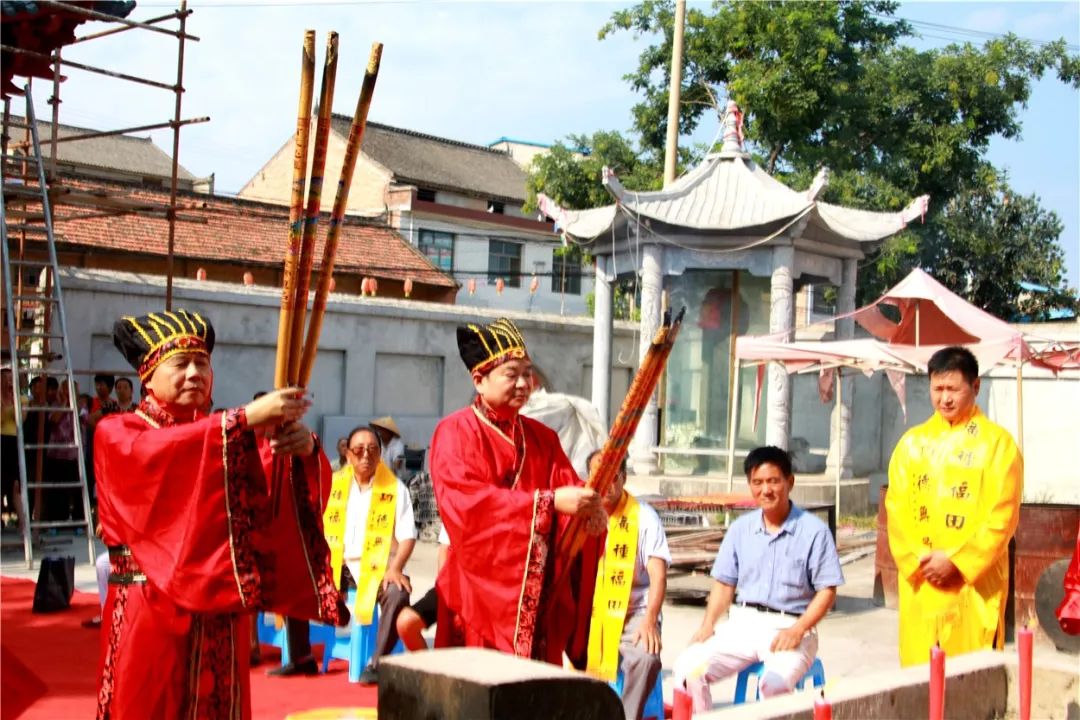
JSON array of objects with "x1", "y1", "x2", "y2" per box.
[{"x1": 886, "y1": 345, "x2": 1023, "y2": 667}]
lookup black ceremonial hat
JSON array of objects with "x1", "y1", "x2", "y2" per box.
[
  {"x1": 456, "y1": 318, "x2": 530, "y2": 375},
  {"x1": 113, "y1": 309, "x2": 215, "y2": 381}
]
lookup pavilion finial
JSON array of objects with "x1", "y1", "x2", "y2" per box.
[{"x1": 719, "y1": 100, "x2": 747, "y2": 156}]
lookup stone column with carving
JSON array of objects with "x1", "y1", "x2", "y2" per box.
[
  {"x1": 766, "y1": 244, "x2": 795, "y2": 449},
  {"x1": 591, "y1": 256, "x2": 614, "y2": 429},
  {"x1": 827, "y1": 258, "x2": 858, "y2": 478},
  {"x1": 629, "y1": 244, "x2": 664, "y2": 475}
]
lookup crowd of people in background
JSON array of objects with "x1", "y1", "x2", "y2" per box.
[{"x1": 0, "y1": 369, "x2": 141, "y2": 532}]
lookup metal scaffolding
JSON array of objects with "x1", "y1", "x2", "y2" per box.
[{"x1": 1, "y1": 0, "x2": 207, "y2": 313}]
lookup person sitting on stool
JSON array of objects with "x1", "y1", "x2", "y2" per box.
[
  {"x1": 585, "y1": 449, "x2": 670, "y2": 720},
  {"x1": 672, "y1": 446, "x2": 843, "y2": 713},
  {"x1": 270, "y1": 425, "x2": 415, "y2": 682}
]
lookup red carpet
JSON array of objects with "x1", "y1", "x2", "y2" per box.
[{"x1": 1, "y1": 577, "x2": 377, "y2": 719}]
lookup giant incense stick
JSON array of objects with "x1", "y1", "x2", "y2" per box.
[
  {"x1": 557, "y1": 307, "x2": 685, "y2": 564},
  {"x1": 274, "y1": 30, "x2": 316, "y2": 390},
  {"x1": 288, "y1": 31, "x2": 339, "y2": 385},
  {"x1": 297, "y1": 42, "x2": 383, "y2": 387}
]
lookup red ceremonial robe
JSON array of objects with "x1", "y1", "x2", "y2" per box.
[
  {"x1": 94, "y1": 399, "x2": 346, "y2": 720},
  {"x1": 430, "y1": 399, "x2": 598, "y2": 665},
  {"x1": 1056, "y1": 528, "x2": 1080, "y2": 636}
]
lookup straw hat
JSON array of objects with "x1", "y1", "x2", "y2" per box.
[{"x1": 370, "y1": 416, "x2": 401, "y2": 438}]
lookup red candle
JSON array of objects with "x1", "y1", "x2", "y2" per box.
[
  {"x1": 813, "y1": 690, "x2": 832, "y2": 720},
  {"x1": 1018, "y1": 623, "x2": 1033, "y2": 720},
  {"x1": 929, "y1": 643, "x2": 945, "y2": 720}
]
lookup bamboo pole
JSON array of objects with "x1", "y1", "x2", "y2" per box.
[
  {"x1": 297, "y1": 42, "x2": 383, "y2": 387},
  {"x1": 288, "y1": 31, "x2": 339, "y2": 385},
  {"x1": 274, "y1": 30, "x2": 316, "y2": 390},
  {"x1": 164, "y1": 0, "x2": 188, "y2": 310},
  {"x1": 835, "y1": 368, "x2": 842, "y2": 519}
]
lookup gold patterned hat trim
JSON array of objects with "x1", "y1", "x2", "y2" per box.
[
  {"x1": 114, "y1": 309, "x2": 214, "y2": 381},
  {"x1": 457, "y1": 317, "x2": 530, "y2": 375}
]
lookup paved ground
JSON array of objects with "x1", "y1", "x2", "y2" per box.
[{"x1": 3, "y1": 528, "x2": 1071, "y2": 713}]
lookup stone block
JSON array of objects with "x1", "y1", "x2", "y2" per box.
[{"x1": 378, "y1": 648, "x2": 624, "y2": 720}]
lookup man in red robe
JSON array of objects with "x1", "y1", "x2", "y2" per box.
[
  {"x1": 430, "y1": 318, "x2": 604, "y2": 665},
  {"x1": 94, "y1": 309, "x2": 347, "y2": 719}
]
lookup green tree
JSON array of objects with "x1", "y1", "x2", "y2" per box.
[
  {"x1": 596, "y1": 0, "x2": 1080, "y2": 313},
  {"x1": 523, "y1": 130, "x2": 664, "y2": 216},
  {"x1": 917, "y1": 176, "x2": 1078, "y2": 320}
]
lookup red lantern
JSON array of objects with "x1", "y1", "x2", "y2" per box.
[
  {"x1": 370, "y1": 278, "x2": 378, "y2": 297},
  {"x1": 329, "y1": 277, "x2": 336, "y2": 292},
  {"x1": 529, "y1": 275, "x2": 539, "y2": 294},
  {"x1": 403, "y1": 277, "x2": 413, "y2": 298},
  {"x1": 467, "y1": 278, "x2": 477, "y2": 295},
  {"x1": 495, "y1": 278, "x2": 505, "y2": 295},
  {"x1": 196, "y1": 267, "x2": 206, "y2": 281},
  {"x1": 242, "y1": 271, "x2": 254, "y2": 286}
]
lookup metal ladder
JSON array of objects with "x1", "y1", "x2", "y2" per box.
[{"x1": 1, "y1": 85, "x2": 95, "y2": 568}]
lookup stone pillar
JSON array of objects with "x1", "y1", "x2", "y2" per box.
[
  {"x1": 591, "y1": 256, "x2": 613, "y2": 429},
  {"x1": 827, "y1": 258, "x2": 858, "y2": 478},
  {"x1": 629, "y1": 244, "x2": 664, "y2": 475},
  {"x1": 766, "y1": 244, "x2": 795, "y2": 449}
]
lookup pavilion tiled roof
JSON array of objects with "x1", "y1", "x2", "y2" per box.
[
  {"x1": 543, "y1": 152, "x2": 929, "y2": 246},
  {"x1": 48, "y1": 176, "x2": 456, "y2": 288}
]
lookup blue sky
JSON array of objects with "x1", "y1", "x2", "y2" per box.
[{"x1": 23, "y1": 0, "x2": 1079, "y2": 288}]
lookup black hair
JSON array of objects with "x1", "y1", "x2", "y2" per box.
[
  {"x1": 585, "y1": 448, "x2": 628, "y2": 475},
  {"x1": 115, "y1": 377, "x2": 133, "y2": 391},
  {"x1": 30, "y1": 375, "x2": 43, "y2": 387},
  {"x1": 744, "y1": 445, "x2": 793, "y2": 479},
  {"x1": 927, "y1": 345, "x2": 979, "y2": 385},
  {"x1": 346, "y1": 425, "x2": 380, "y2": 449},
  {"x1": 94, "y1": 374, "x2": 115, "y2": 391},
  {"x1": 252, "y1": 391, "x2": 267, "y2": 401},
  {"x1": 45, "y1": 377, "x2": 59, "y2": 391}
]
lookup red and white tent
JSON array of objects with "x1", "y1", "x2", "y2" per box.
[{"x1": 726, "y1": 268, "x2": 1067, "y2": 514}]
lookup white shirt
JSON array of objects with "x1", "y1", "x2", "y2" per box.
[
  {"x1": 603, "y1": 497, "x2": 671, "y2": 617},
  {"x1": 343, "y1": 477, "x2": 415, "y2": 582}
]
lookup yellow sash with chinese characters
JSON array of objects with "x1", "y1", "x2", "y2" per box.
[
  {"x1": 587, "y1": 491, "x2": 639, "y2": 681},
  {"x1": 322, "y1": 462, "x2": 398, "y2": 624}
]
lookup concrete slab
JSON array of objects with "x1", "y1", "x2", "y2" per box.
[{"x1": 378, "y1": 648, "x2": 623, "y2": 720}]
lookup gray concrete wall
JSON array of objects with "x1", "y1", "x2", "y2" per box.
[{"x1": 58, "y1": 268, "x2": 634, "y2": 454}]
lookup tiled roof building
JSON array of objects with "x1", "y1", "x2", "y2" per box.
[{"x1": 37, "y1": 176, "x2": 458, "y2": 302}]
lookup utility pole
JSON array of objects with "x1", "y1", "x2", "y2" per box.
[{"x1": 663, "y1": 0, "x2": 686, "y2": 188}]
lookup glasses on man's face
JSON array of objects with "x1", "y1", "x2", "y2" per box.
[{"x1": 349, "y1": 445, "x2": 380, "y2": 457}]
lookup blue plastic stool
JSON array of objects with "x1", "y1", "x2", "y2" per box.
[
  {"x1": 733, "y1": 657, "x2": 825, "y2": 704},
  {"x1": 609, "y1": 668, "x2": 665, "y2": 720},
  {"x1": 258, "y1": 590, "x2": 403, "y2": 679},
  {"x1": 321, "y1": 591, "x2": 405, "y2": 682}
]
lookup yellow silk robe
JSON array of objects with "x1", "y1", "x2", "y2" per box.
[{"x1": 886, "y1": 406, "x2": 1022, "y2": 667}]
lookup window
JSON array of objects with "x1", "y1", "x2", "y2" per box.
[
  {"x1": 487, "y1": 239, "x2": 521, "y2": 287},
  {"x1": 416, "y1": 187, "x2": 437, "y2": 202},
  {"x1": 551, "y1": 252, "x2": 582, "y2": 295},
  {"x1": 418, "y1": 230, "x2": 454, "y2": 273},
  {"x1": 487, "y1": 200, "x2": 505, "y2": 214}
]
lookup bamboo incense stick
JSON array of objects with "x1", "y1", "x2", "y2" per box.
[
  {"x1": 274, "y1": 30, "x2": 316, "y2": 390},
  {"x1": 288, "y1": 31, "x2": 339, "y2": 385},
  {"x1": 298, "y1": 41, "x2": 383, "y2": 387}
]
